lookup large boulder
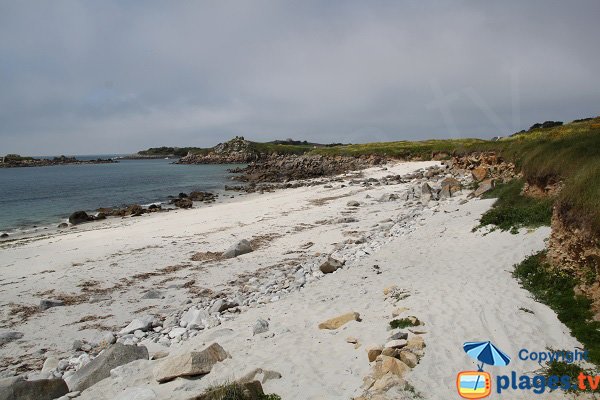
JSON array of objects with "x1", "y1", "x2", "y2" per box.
[
  {"x1": 0, "y1": 377, "x2": 68, "y2": 400},
  {"x1": 68, "y1": 211, "x2": 91, "y2": 225},
  {"x1": 65, "y1": 343, "x2": 149, "y2": 392},
  {"x1": 154, "y1": 343, "x2": 229, "y2": 383},
  {"x1": 222, "y1": 239, "x2": 253, "y2": 259},
  {"x1": 474, "y1": 179, "x2": 495, "y2": 197}
]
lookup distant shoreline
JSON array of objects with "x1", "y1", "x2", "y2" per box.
[{"x1": 0, "y1": 155, "x2": 117, "y2": 168}]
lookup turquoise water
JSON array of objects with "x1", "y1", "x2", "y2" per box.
[{"x1": 0, "y1": 158, "x2": 241, "y2": 232}]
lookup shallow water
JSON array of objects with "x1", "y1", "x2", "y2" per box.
[{"x1": 0, "y1": 158, "x2": 241, "y2": 232}]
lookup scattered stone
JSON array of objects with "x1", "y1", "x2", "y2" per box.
[
  {"x1": 153, "y1": 343, "x2": 229, "y2": 383},
  {"x1": 474, "y1": 178, "x2": 495, "y2": 197},
  {"x1": 373, "y1": 355, "x2": 410, "y2": 378},
  {"x1": 381, "y1": 347, "x2": 399, "y2": 358},
  {"x1": 41, "y1": 357, "x2": 59, "y2": 373},
  {"x1": 389, "y1": 331, "x2": 408, "y2": 341},
  {"x1": 406, "y1": 336, "x2": 426, "y2": 351},
  {"x1": 318, "y1": 312, "x2": 361, "y2": 330},
  {"x1": 209, "y1": 299, "x2": 237, "y2": 314},
  {"x1": 0, "y1": 376, "x2": 69, "y2": 400},
  {"x1": 118, "y1": 315, "x2": 154, "y2": 335},
  {"x1": 168, "y1": 328, "x2": 186, "y2": 339},
  {"x1": 399, "y1": 351, "x2": 418, "y2": 368},
  {"x1": 57, "y1": 223, "x2": 68, "y2": 229},
  {"x1": 223, "y1": 239, "x2": 253, "y2": 259},
  {"x1": 39, "y1": 299, "x2": 64, "y2": 311},
  {"x1": 319, "y1": 256, "x2": 345, "y2": 274},
  {"x1": 347, "y1": 200, "x2": 360, "y2": 207},
  {"x1": 240, "y1": 368, "x2": 282, "y2": 384},
  {"x1": 172, "y1": 198, "x2": 193, "y2": 209},
  {"x1": 345, "y1": 336, "x2": 359, "y2": 344},
  {"x1": 408, "y1": 328, "x2": 427, "y2": 335},
  {"x1": 252, "y1": 319, "x2": 269, "y2": 336},
  {"x1": 64, "y1": 344, "x2": 149, "y2": 392},
  {"x1": 0, "y1": 332, "x2": 23, "y2": 345},
  {"x1": 385, "y1": 339, "x2": 407, "y2": 349},
  {"x1": 180, "y1": 308, "x2": 209, "y2": 329},
  {"x1": 68, "y1": 211, "x2": 91, "y2": 225},
  {"x1": 367, "y1": 346, "x2": 383, "y2": 362}
]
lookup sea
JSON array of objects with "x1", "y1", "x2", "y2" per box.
[{"x1": 0, "y1": 156, "x2": 243, "y2": 233}]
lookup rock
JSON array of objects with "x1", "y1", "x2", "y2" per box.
[
  {"x1": 113, "y1": 387, "x2": 156, "y2": 400},
  {"x1": 0, "y1": 233, "x2": 8, "y2": 239},
  {"x1": 41, "y1": 357, "x2": 59, "y2": 373},
  {"x1": 367, "y1": 346, "x2": 383, "y2": 362},
  {"x1": 252, "y1": 319, "x2": 269, "y2": 336},
  {"x1": 240, "y1": 368, "x2": 282, "y2": 384},
  {"x1": 406, "y1": 336, "x2": 426, "y2": 351},
  {"x1": 180, "y1": 308, "x2": 209, "y2": 329},
  {"x1": 318, "y1": 312, "x2": 361, "y2": 330},
  {"x1": 389, "y1": 331, "x2": 408, "y2": 341},
  {"x1": 373, "y1": 355, "x2": 410, "y2": 378},
  {"x1": 399, "y1": 351, "x2": 418, "y2": 368},
  {"x1": 381, "y1": 347, "x2": 399, "y2": 358},
  {"x1": 0, "y1": 332, "x2": 23, "y2": 346},
  {"x1": 382, "y1": 285, "x2": 398, "y2": 296},
  {"x1": 372, "y1": 372, "x2": 405, "y2": 392},
  {"x1": 319, "y1": 256, "x2": 345, "y2": 274},
  {"x1": 222, "y1": 239, "x2": 253, "y2": 259},
  {"x1": 168, "y1": 327, "x2": 186, "y2": 339},
  {"x1": 474, "y1": 178, "x2": 495, "y2": 197},
  {"x1": 209, "y1": 299, "x2": 237, "y2": 314},
  {"x1": 68, "y1": 211, "x2": 91, "y2": 225},
  {"x1": 347, "y1": 200, "x2": 360, "y2": 207},
  {"x1": 118, "y1": 315, "x2": 155, "y2": 335},
  {"x1": 172, "y1": 198, "x2": 192, "y2": 209},
  {"x1": 345, "y1": 336, "x2": 358, "y2": 344},
  {"x1": 98, "y1": 332, "x2": 116, "y2": 347},
  {"x1": 153, "y1": 343, "x2": 229, "y2": 383},
  {"x1": 440, "y1": 177, "x2": 462, "y2": 198},
  {"x1": 141, "y1": 290, "x2": 163, "y2": 300},
  {"x1": 39, "y1": 299, "x2": 64, "y2": 311},
  {"x1": 65, "y1": 343, "x2": 148, "y2": 392},
  {"x1": 0, "y1": 377, "x2": 69, "y2": 400},
  {"x1": 472, "y1": 166, "x2": 488, "y2": 181},
  {"x1": 57, "y1": 223, "x2": 68, "y2": 229},
  {"x1": 385, "y1": 339, "x2": 408, "y2": 349}
]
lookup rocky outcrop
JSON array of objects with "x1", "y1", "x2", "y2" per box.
[
  {"x1": 443, "y1": 152, "x2": 518, "y2": 183},
  {"x1": 0, "y1": 155, "x2": 115, "y2": 168},
  {"x1": 547, "y1": 207, "x2": 600, "y2": 319},
  {"x1": 237, "y1": 154, "x2": 384, "y2": 183},
  {"x1": 178, "y1": 137, "x2": 261, "y2": 164}
]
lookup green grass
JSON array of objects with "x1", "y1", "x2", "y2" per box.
[
  {"x1": 389, "y1": 318, "x2": 420, "y2": 329},
  {"x1": 198, "y1": 381, "x2": 281, "y2": 400},
  {"x1": 477, "y1": 179, "x2": 553, "y2": 233},
  {"x1": 513, "y1": 252, "x2": 600, "y2": 365}
]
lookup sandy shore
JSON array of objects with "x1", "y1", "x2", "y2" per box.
[{"x1": 0, "y1": 161, "x2": 583, "y2": 399}]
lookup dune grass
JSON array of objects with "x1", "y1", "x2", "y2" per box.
[
  {"x1": 513, "y1": 252, "x2": 600, "y2": 365},
  {"x1": 477, "y1": 179, "x2": 553, "y2": 233},
  {"x1": 197, "y1": 381, "x2": 281, "y2": 400}
]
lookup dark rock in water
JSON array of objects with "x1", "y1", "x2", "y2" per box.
[
  {"x1": 68, "y1": 211, "x2": 91, "y2": 225},
  {"x1": 319, "y1": 256, "x2": 345, "y2": 274},
  {"x1": 222, "y1": 239, "x2": 253, "y2": 258},
  {"x1": 65, "y1": 343, "x2": 149, "y2": 392},
  {"x1": 0, "y1": 233, "x2": 7, "y2": 239},
  {"x1": 0, "y1": 376, "x2": 69, "y2": 400},
  {"x1": 172, "y1": 198, "x2": 193, "y2": 209},
  {"x1": 39, "y1": 299, "x2": 65, "y2": 311},
  {"x1": 189, "y1": 191, "x2": 217, "y2": 202},
  {"x1": 178, "y1": 192, "x2": 188, "y2": 199},
  {"x1": 125, "y1": 204, "x2": 144, "y2": 216},
  {"x1": 57, "y1": 223, "x2": 68, "y2": 229},
  {"x1": 0, "y1": 331, "x2": 24, "y2": 345},
  {"x1": 148, "y1": 204, "x2": 161, "y2": 211}
]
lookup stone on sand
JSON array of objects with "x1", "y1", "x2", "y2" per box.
[
  {"x1": 0, "y1": 332, "x2": 23, "y2": 346},
  {"x1": 319, "y1": 256, "x2": 345, "y2": 274},
  {"x1": 222, "y1": 239, "x2": 253, "y2": 259},
  {"x1": 373, "y1": 355, "x2": 410, "y2": 378},
  {"x1": 0, "y1": 377, "x2": 69, "y2": 400},
  {"x1": 65, "y1": 343, "x2": 149, "y2": 392},
  {"x1": 252, "y1": 319, "x2": 269, "y2": 336},
  {"x1": 154, "y1": 343, "x2": 229, "y2": 383},
  {"x1": 318, "y1": 312, "x2": 361, "y2": 330},
  {"x1": 367, "y1": 346, "x2": 383, "y2": 362},
  {"x1": 118, "y1": 315, "x2": 155, "y2": 335}
]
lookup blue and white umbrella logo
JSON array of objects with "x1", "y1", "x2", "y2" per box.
[{"x1": 463, "y1": 341, "x2": 511, "y2": 371}]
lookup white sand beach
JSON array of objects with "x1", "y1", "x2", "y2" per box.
[{"x1": 0, "y1": 161, "x2": 583, "y2": 399}]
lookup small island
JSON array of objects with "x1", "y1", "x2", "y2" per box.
[{"x1": 0, "y1": 154, "x2": 117, "y2": 168}]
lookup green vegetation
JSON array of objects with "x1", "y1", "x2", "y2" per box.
[
  {"x1": 513, "y1": 252, "x2": 600, "y2": 365},
  {"x1": 199, "y1": 381, "x2": 281, "y2": 400},
  {"x1": 390, "y1": 318, "x2": 420, "y2": 329},
  {"x1": 540, "y1": 359, "x2": 599, "y2": 393},
  {"x1": 138, "y1": 146, "x2": 207, "y2": 157},
  {"x1": 477, "y1": 179, "x2": 553, "y2": 233}
]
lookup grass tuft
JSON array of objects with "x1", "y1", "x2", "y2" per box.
[
  {"x1": 513, "y1": 252, "x2": 600, "y2": 365},
  {"x1": 389, "y1": 318, "x2": 420, "y2": 329},
  {"x1": 477, "y1": 179, "x2": 553, "y2": 233}
]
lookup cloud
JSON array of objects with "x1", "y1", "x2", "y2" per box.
[{"x1": 1, "y1": 1, "x2": 599, "y2": 154}]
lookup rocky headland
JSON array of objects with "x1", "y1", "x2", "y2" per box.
[{"x1": 0, "y1": 155, "x2": 116, "y2": 168}]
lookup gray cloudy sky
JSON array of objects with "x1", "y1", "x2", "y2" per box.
[{"x1": 1, "y1": 1, "x2": 599, "y2": 155}]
